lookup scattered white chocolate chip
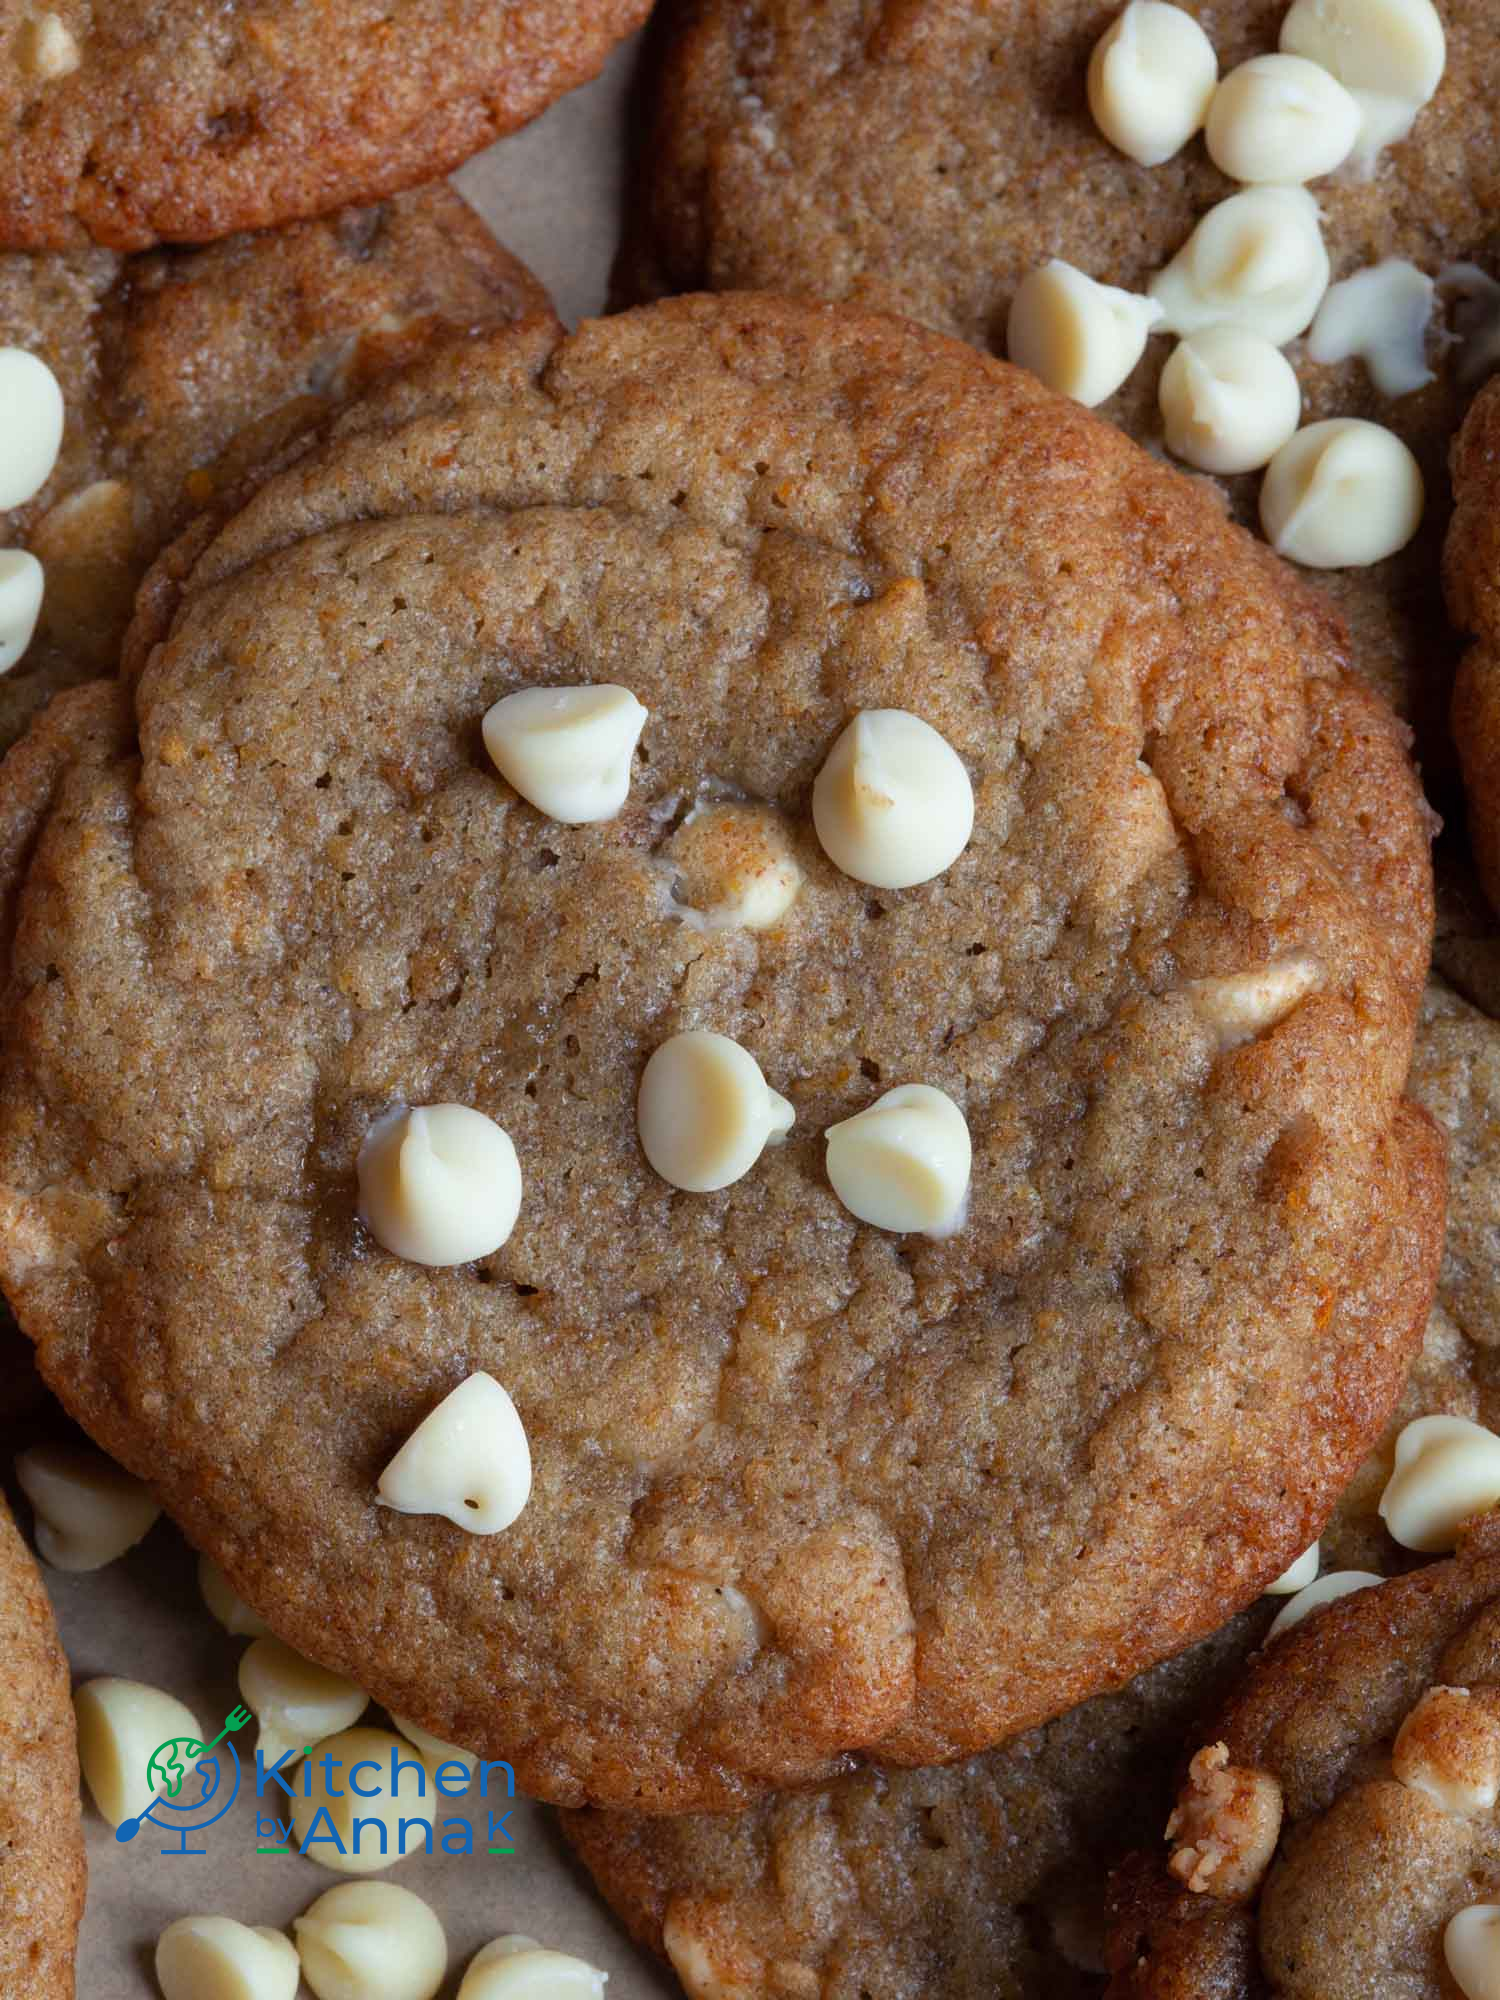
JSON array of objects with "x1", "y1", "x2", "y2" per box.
[
  {"x1": 238, "y1": 1637, "x2": 368, "y2": 1771},
  {"x1": 290, "y1": 1727, "x2": 440, "y2": 1877},
  {"x1": 156, "y1": 1918, "x2": 300, "y2": 2000},
  {"x1": 1263, "y1": 1541, "x2": 1319, "y2": 1596},
  {"x1": 1086, "y1": 0, "x2": 1218, "y2": 167},
  {"x1": 74, "y1": 1677, "x2": 203, "y2": 1828},
  {"x1": 0, "y1": 548, "x2": 44, "y2": 673},
  {"x1": 198, "y1": 1553, "x2": 271, "y2": 1639},
  {"x1": 294, "y1": 1881, "x2": 447, "y2": 2000},
  {"x1": 377, "y1": 1371, "x2": 532, "y2": 1536},
  {"x1": 1306, "y1": 259, "x2": 1436, "y2": 397},
  {"x1": 1158, "y1": 327, "x2": 1302, "y2": 475},
  {"x1": 1266, "y1": 1569, "x2": 1381, "y2": 1641},
  {"x1": 482, "y1": 684, "x2": 647, "y2": 825},
  {"x1": 1280, "y1": 0, "x2": 1445, "y2": 165},
  {"x1": 637, "y1": 1031, "x2": 793, "y2": 1194},
  {"x1": 14, "y1": 1441, "x2": 158, "y2": 1571},
  {"x1": 664, "y1": 803, "x2": 803, "y2": 931},
  {"x1": 358, "y1": 1104, "x2": 521, "y2": 1266},
  {"x1": 0, "y1": 347, "x2": 64, "y2": 509},
  {"x1": 1204, "y1": 55, "x2": 1360, "y2": 184},
  {"x1": 458, "y1": 1936, "x2": 610, "y2": 2000},
  {"x1": 812, "y1": 709, "x2": 974, "y2": 890},
  {"x1": 1148, "y1": 188, "x2": 1330, "y2": 345},
  {"x1": 18, "y1": 11, "x2": 81, "y2": 79},
  {"x1": 1379, "y1": 1415, "x2": 1500, "y2": 1552},
  {"x1": 1261, "y1": 418, "x2": 1423, "y2": 568},
  {"x1": 1185, "y1": 956, "x2": 1321, "y2": 1049},
  {"x1": 1165, "y1": 1743, "x2": 1283, "y2": 1901},
  {"x1": 1446, "y1": 1905, "x2": 1500, "y2": 2000},
  {"x1": 1007, "y1": 261, "x2": 1164, "y2": 408},
  {"x1": 391, "y1": 1712, "x2": 478, "y2": 1778},
  {"x1": 1392, "y1": 1687, "x2": 1500, "y2": 1818},
  {"x1": 825, "y1": 1083, "x2": 971, "y2": 1238}
]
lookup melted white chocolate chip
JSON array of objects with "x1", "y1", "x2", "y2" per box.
[
  {"x1": 1392, "y1": 1687, "x2": 1500, "y2": 1818},
  {"x1": 1149, "y1": 188, "x2": 1330, "y2": 345},
  {"x1": 1266, "y1": 1569, "x2": 1381, "y2": 1641},
  {"x1": 358, "y1": 1104, "x2": 521, "y2": 1267},
  {"x1": 458, "y1": 1936, "x2": 610, "y2": 2000},
  {"x1": 482, "y1": 684, "x2": 647, "y2": 825},
  {"x1": 14, "y1": 1441, "x2": 159, "y2": 1570},
  {"x1": 294, "y1": 1881, "x2": 447, "y2": 2000},
  {"x1": 1306, "y1": 259, "x2": 1436, "y2": 397},
  {"x1": 1447, "y1": 1906, "x2": 1500, "y2": 2000},
  {"x1": 1205, "y1": 55, "x2": 1359, "y2": 184},
  {"x1": 290, "y1": 1728, "x2": 442, "y2": 1877},
  {"x1": 74, "y1": 1678, "x2": 203, "y2": 1827},
  {"x1": 1007, "y1": 261, "x2": 1163, "y2": 407},
  {"x1": 1086, "y1": 1, "x2": 1218, "y2": 167},
  {"x1": 1280, "y1": 0, "x2": 1445, "y2": 166},
  {"x1": 18, "y1": 12, "x2": 81, "y2": 78},
  {"x1": 812, "y1": 709, "x2": 974, "y2": 890},
  {"x1": 638, "y1": 1030, "x2": 793, "y2": 1193},
  {"x1": 1186, "y1": 956, "x2": 1321, "y2": 1049},
  {"x1": 0, "y1": 346, "x2": 63, "y2": 509},
  {"x1": 1379, "y1": 1415, "x2": 1500, "y2": 1552},
  {"x1": 238, "y1": 1637, "x2": 368, "y2": 1770},
  {"x1": 825, "y1": 1083, "x2": 971, "y2": 1237},
  {"x1": 1263, "y1": 1541, "x2": 1319, "y2": 1596},
  {"x1": 665, "y1": 803, "x2": 802, "y2": 930},
  {"x1": 1261, "y1": 419, "x2": 1423, "y2": 568},
  {"x1": 156, "y1": 1918, "x2": 300, "y2": 2000},
  {"x1": 1165, "y1": 1743, "x2": 1283, "y2": 1901},
  {"x1": 1159, "y1": 327, "x2": 1302, "y2": 474},
  {"x1": 0, "y1": 549, "x2": 44, "y2": 673},
  {"x1": 377, "y1": 1372, "x2": 532, "y2": 1536}
]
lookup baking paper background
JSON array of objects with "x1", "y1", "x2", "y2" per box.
[{"x1": 32, "y1": 34, "x2": 680, "y2": 1997}]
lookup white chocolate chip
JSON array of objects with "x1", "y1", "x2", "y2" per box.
[
  {"x1": 391, "y1": 1712, "x2": 478, "y2": 1778},
  {"x1": 358, "y1": 1104, "x2": 521, "y2": 1267},
  {"x1": 198, "y1": 1553, "x2": 271, "y2": 1638},
  {"x1": 156, "y1": 1918, "x2": 300, "y2": 2000},
  {"x1": 1185, "y1": 956, "x2": 1321, "y2": 1049},
  {"x1": 1205, "y1": 55, "x2": 1360, "y2": 184},
  {"x1": 1280, "y1": 0, "x2": 1445, "y2": 165},
  {"x1": 29, "y1": 476, "x2": 134, "y2": 565},
  {"x1": 1263, "y1": 1541, "x2": 1319, "y2": 1596},
  {"x1": 1447, "y1": 1906, "x2": 1500, "y2": 2000},
  {"x1": 825, "y1": 1083, "x2": 971, "y2": 1238},
  {"x1": 459, "y1": 1936, "x2": 610, "y2": 2000},
  {"x1": 661, "y1": 1911, "x2": 754, "y2": 2000},
  {"x1": 0, "y1": 549, "x2": 44, "y2": 673},
  {"x1": 74, "y1": 1677, "x2": 203, "y2": 1828},
  {"x1": 812, "y1": 709, "x2": 974, "y2": 890},
  {"x1": 14, "y1": 1441, "x2": 159, "y2": 1571},
  {"x1": 17, "y1": 12, "x2": 80, "y2": 79},
  {"x1": 294, "y1": 1881, "x2": 447, "y2": 2000},
  {"x1": 0, "y1": 347, "x2": 64, "y2": 509},
  {"x1": 1007, "y1": 261, "x2": 1164, "y2": 408},
  {"x1": 482, "y1": 684, "x2": 648, "y2": 825},
  {"x1": 238, "y1": 1637, "x2": 368, "y2": 1770},
  {"x1": 1148, "y1": 188, "x2": 1331, "y2": 345},
  {"x1": 637, "y1": 1031, "x2": 794, "y2": 1194},
  {"x1": 1086, "y1": 1, "x2": 1218, "y2": 167},
  {"x1": 1261, "y1": 419, "x2": 1423, "y2": 568},
  {"x1": 1392, "y1": 1687, "x2": 1500, "y2": 1818},
  {"x1": 377, "y1": 1371, "x2": 532, "y2": 1536},
  {"x1": 1158, "y1": 328, "x2": 1302, "y2": 475},
  {"x1": 664, "y1": 803, "x2": 803, "y2": 931},
  {"x1": 1379, "y1": 1415, "x2": 1500, "y2": 1552},
  {"x1": 1165, "y1": 1744, "x2": 1283, "y2": 1901},
  {"x1": 290, "y1": 1727, "x2": 441, "y2": 1876},
  {"x1": 1306, "y1": 259, "x2": 1436, "y2": 397},
  {"x1": 1266, "y1": 1569, "x2": 1381, "y2": 1640}
]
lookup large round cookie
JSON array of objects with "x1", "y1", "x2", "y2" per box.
[
  {"x1": 0, "y1": 295, "x2": 1442, "y2": 1810},
  {"x1": 620, "y1": 0, "x2": 1500, "y2": 731},
  {"x1": 1449, "y1": 376, "x2": 1500, "y2": 914},
  {"x1": 0, "y1": 0, "x2": 650, "y2": 251},
  {"x1": 0, "y1": 1490, "x2": 83, "y2": 2000}
]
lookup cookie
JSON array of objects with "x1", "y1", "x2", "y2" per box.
[
  {"x1": 0, "y1": 1489, "x2": 84, "y2": 2000},
  {"x1": 0, "y1": 184, "x2": 555, "y2": 764},
  {"x1": 0, "y1": 295, "x2": 1441, "y2": 1810},
  {"x1": 620, "y1": 0, "x2": 1500, "y2": 731},
  {"x1": 1449, "y1": 376, "x2": 1500, "y2": 914},
  {"x1": 0, "y1": 0, "x2": 650, "y2": 251}
]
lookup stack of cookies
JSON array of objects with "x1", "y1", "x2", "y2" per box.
[{"x1": 1, "y1": 2, "x2": 1498, "y2": 1997}]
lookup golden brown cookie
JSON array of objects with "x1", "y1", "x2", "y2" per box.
[
  {"x1": 0, "y1": 295, "x2": 1441, "y2": 1810},
  {"x1": 1449, "y1": 376, "x2": 1500, "y2": 914},
  {"x1": 0, "y1": 0, "x2": 650, "y2": 251},
  {"x1": 621, "y1": 0, "x2": 1500, "y2": 733},
  {"x1": 0, "y1": 1489, "x2": 83, "y2": 2000}
]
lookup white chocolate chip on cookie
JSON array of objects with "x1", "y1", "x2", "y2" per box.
[
  {"x1": 1205, "y1": 56, "x2": 1360, "y2": 184},
  {"x1": 482, "y1": 684, "x2": 647, "y2": 825},
  {"x1": 1392, "y1": 1686, "x2": 1500, "y2": 1818},
  {"x1": 458, "y1": 1936, "x2": 610, "y2": 2000},
  {"x1": 638, "y1": 1030, "x2": 794, "y2": 1193},
  {"x1": 1086, "y1": 1, "x2": 1218, "y2": 167},
  {"x1": 358, "y1": 1104, "x2": 521, "y2": 1266},
  {"x1": 1165, "y1": 1743, "x2": 1283, "y2": 1900},
  {"x1": 378, "y1": 1372, "x2": 532, "y2": 1535},
  {"x1": 15, "y1": 1441, "x2": 159, "y2": 1571},
  {"x1": 156, "y1": 1918, "x2": 300, "y2": 2000},
  {"x1": 74, "y1": 1677, "x2": 203, "y2": 1828},
  {"x1": 812, "y1": 709, "x2": 973, "y2": 889},
  {"x1": 1261, "y1": 419, "x2": 1424, "y2": 568},
  {"x1": 0, "y1": 549, "x2": 44, "y2": 672},
  {"x1": 1263, "y1": 1541, "x2": 1319, "y2": 1596},
  {"x1": 0, "y1": 346, "x2": 64, "y2": 508},
  {"x1": 825, "y1": 1083, "x2": 971, "y2": 1237},
  {"x1": 1280, "y1": 0, "x2": 1445, "y2": 164},
  {"x1": 1379, "y1": 1415, "x2": 1500, "y2": 1552},
  {"x1": 17, "y1": 12, "x2": 80, "y2": 79},
  {"x1": 1149, "y1": 188, "x2": 1330, "y2": 345},
  {"x1": 1007, "y1": 261, "x2": 1163, "y2": 408},
  {"x1": 1306, "y1": 260, "x2": 1436, "y2": 397},
  {"x1": 1186, "y1": 956, "x2": 1321, "y2": 1049},
  {"x1": 665, "y1": 803, "x2": 802, "y2": 930},
  {"x1": 295, "y1": 1881, "x2": 447, "y2": 1999},
  {"x1": 1159, "y1": 327, "x2": 1302, "y2": 475},
  {"x1": 238, "y1": 1637, "x2": 368, "y2": 1770},
  {"x1": 1447, "y1": 1906, "x2": 1500, "y2": 2000},
  {"x1": 1266, "y1": 1569, "x2": 1381, "y2": 1640}
]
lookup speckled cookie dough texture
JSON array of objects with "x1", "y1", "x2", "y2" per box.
[
  {"x1": 0, "y1": 1492, "x2": 84, "y2": 2000},
  {"x1": 0, "y1": 295, "x2": 1443, "y2": 1811},
  {"x1": 1450, "y1": 377, "x2": 1500, "y2": 918},
  {"x1": 0, "y1": 0, "x2": 653, "y2": 251}
]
